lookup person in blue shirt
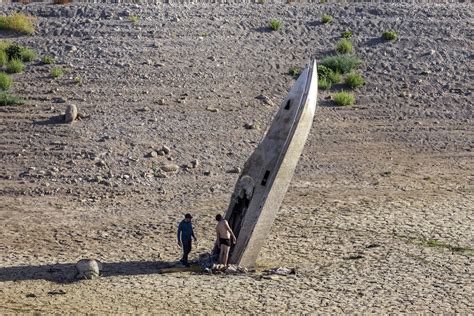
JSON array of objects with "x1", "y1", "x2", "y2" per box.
[{"x1": 177, "y1": 213, "x2": 197, "y2": 267}]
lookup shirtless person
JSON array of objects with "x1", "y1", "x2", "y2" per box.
[{"x1": 215, "y1": 214, "x2": 236, "y2": 266}]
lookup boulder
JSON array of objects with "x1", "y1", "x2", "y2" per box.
[
  {"x1": 75, "y1": 259, "x2": 102, "y2": 280},
  {"x1": 65, "y1": 104, "x2": 78, "y2": 123}
]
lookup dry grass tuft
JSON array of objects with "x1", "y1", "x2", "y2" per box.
[{"x1": 0, "y1": 13, "x2": 35, "y2": 35}]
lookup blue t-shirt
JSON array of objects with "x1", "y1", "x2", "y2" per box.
[{"x1": 177, "y1": 220, "x2": 194, "y2": 242}]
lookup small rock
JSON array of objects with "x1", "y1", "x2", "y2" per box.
[
  {"x1": 264, "y1": 267, "x2": 296, "y2": 276},
  {"x1": 157, "y1": 150, "x2": 166, "y2": 156},
  {"x1": 256, "y1": 94, "x2": 274, "y2": 106},
  {"x1": 227, "y1": 167, "x2": 241, "y2": 174},
  {"x1": 157, "y1": 99, "x2": 165, "y2": 105},
  {"x1": 161, "y1": 145, "x2": 171, "y2": 155},
  {"x1": 161, "y1": 164, "x2": 179, "y2": 172},
  {"x1": 190, "y1": 159, "x2": 199, "y2": 168},
  {"x1": 146, "y1": 151, "x2": 158, "y2": 158},
  {"x1": 65, "y1": 44, "x2": 77, "y2": 52},
  {"x1": 53, "y1": 97, "x2": 67, "y2": 103},
  {"x1": 96, "y1": 160, "x2": 107, "y2": 167},
  {"x1": 65, "y1": 104, "x2": 78, "y2": 123},
  {"x1": 244, "y1": 123, "x2": 259, "y2": 130},
  {"x1": 206, "y1": 106, "x2": 219, "y2": 113}
]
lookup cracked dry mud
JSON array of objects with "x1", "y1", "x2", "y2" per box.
[{"x1": 0, "y1": 1, "x2": 473, "y2": 313}]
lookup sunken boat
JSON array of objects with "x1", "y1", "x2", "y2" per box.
[{"x1": 224, "y1": 60, "x2": 318, "y2": 268}]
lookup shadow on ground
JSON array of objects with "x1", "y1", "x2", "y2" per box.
[
  {"x1": 33, "y1": 115, "x2": 66, "y2": 126},
  {"x1": 0, "y1": 260, "x2": 178, "y2": 284}
]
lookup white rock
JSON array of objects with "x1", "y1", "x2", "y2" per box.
[
  {"x1": 75, "y1": 259, "x2": 102, "y2": 280},
  {"x1": 65, "y1": 104, "x2": 78, "y2": 123},
  {"x1": 161, "y1": 164, "x2": 179, "y2": 172}
]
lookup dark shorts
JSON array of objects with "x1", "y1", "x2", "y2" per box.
[{"x1": 220, "y1": 238, "x2": 231, "y2": 247}]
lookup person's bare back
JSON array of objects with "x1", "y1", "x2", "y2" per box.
[{"x1": 216, "y1": 220, "x2": 231, "y2": 239}]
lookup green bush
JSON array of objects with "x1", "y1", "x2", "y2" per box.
[
  {"x1": 0, "y1": 40, "x2": 12, "y2": 52},
  {"x1": 5, "y1": 43, "x2": 22, "y2": 61},
  {"x1": 269, "y1": 19, "x2": 282, "y2": 31},
  {"x1": 382, "y1": 30, "x2": 397, "y2": 40},
  {"x1": 20, "y1": 47, "x2": 36, "y2": 62},
  {"x1": 288, "y1": 66, "x2": 301, "y2": 76},
  {"x1": 321, "y1": 14, "x2": 332, "y2": 24},
  {"x1": 0, "y1": 13, "x2": 35, "y2": 35},
  {"x1": 51, "y1": 67, "x2": 64, "y2": 78},
  {"x1": 7, "y1": 59, "x2": 25, "y2": 73},
  {"x1": 318, "y1": 78, "x2": 332, "y2": 90},
  {"x1": 335, "y1": 39, "x2": 353, "y2": 54},
  {"x1": 0, "y1": 93, "x2": 24, "y2": 106},
  {"x1": 327, "y1": 71, "x2": 341, "y2": 83},
  {"x1": 129, "y1": 15, "x2": 139, "y2": 23},
  {"x1": 0, "y1": 50, "x2": 7, "y2": 67},
  {"x1": 332, "y1": 91, "x2": 355, "y2": 106},
  {"x1": 341, "y1": 31, "x2": 353, "y2": 38},
  {"x1": 0, "y1": 72, "x2": 12, "y2": 91},
  {"x1": 317, "y1": 64, "x2": 341, "y2": 84},
  {"x1": 320, "y1": 55, "x2": 361, "y2": 74},
  {"x1": 42, "y1": 56, "x2": 54, "y2": 64},
  {"x1": 345, "y1": 72, "x2": 364, "y2": 88}
]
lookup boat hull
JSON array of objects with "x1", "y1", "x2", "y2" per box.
[{"x1": 224, "y1": 60, "x2": 318, "y2": 268}]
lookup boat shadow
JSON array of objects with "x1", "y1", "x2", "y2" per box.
[{"x1": 0, "y1": 260, "x2": 178, "y2": 284}]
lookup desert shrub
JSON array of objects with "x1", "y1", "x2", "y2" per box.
[
  {"x1": 336, "y1": 39, "x2": 353, "y2": 54},
  {"x1": 53, "y1": 0, "x2": 73, "y2": 3},
  {"x1": 74, "y1": 75, "x2": 82, "y2": 84},
  {"x1": 7, "y1": 59, "x2": 25, "y2": 73},
  {"x1": 332, "y1": 91, "x2": 355, "y2": 106},
  {"x1": 320, "y1": 55, "x2": 361, "y2": 74},
  {"x1": 0, "y1": 13, "x2": 35, "y2": 35},
  {"x1": 269, "y1": 19, "x2": 282, "y2": 31},
  {"x1": 341, "y1": 31, "x2": 353, "y2": 38},
  {"x1": 0, "y1": 72, "x2": 12, "y2": 91},
  {"x1": 327, "y1": 71, "x2": 341, "y2": 83},
  {"x1": 317, "y1": 65, "x2": 332, "y2": 79},
  {"x1": 51, "y1": 67, "x2": 64, "y2": 78},
  {"x1": 19, "y1": 47, "x2": 36, "y2": 62},
  {"x1": 0, "y1": 50, "x2": 7, "y2": 67},
  {"x1": 288, "y1": 66, "x2": 301, "y2": 76},
  {"x1": 317, "y1": 64, "x2": 341, "y2": 84},
  {"x1": 321, "y1": 14, "x2": 332, "y2": 24},
  {"x1": 5, "y1": 43, "x2": 22, "y2": 61},
  {"x1": 129, "y1": 16, "x2": 139, "y2": 23},
  {"x1": 345, "y1": 72, "x2": 364, "y2": 88},
  {"x1": 0, "y1": 40, "x2": 12, "y2": 51},
  {"x1": 0, "y1": 93, "x2": 23, "y2": 106},
  {"x1": 42, "y1": 56, "x2": 54, "y2": 64},
  {"x1": 318, "y1": 78, "x2": 332, "y2": 90},
  {"x1": 382, "y1": 30, "x2": 397, "y2": 40}
]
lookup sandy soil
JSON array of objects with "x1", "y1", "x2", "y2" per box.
[{"x1": 0, "y1": 1, "x2": 473, "y2": 313}]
